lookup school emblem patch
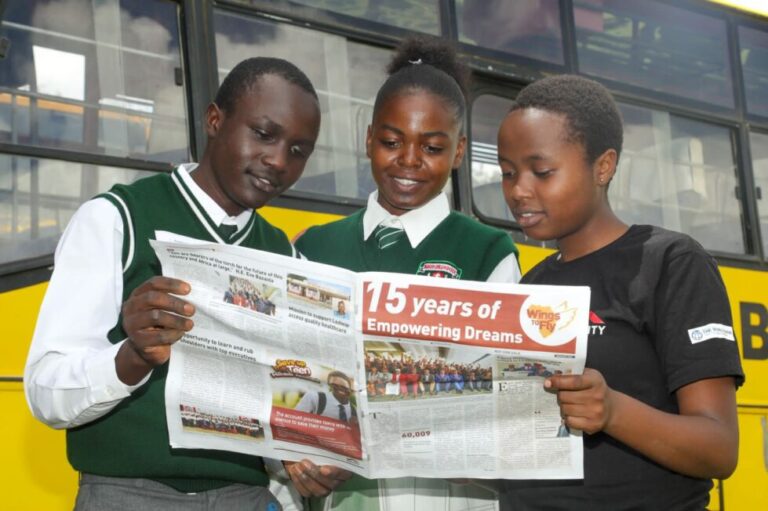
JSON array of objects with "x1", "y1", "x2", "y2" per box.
[{"x1": 416, "y1": 260, "x2": 462, "y2": 279}]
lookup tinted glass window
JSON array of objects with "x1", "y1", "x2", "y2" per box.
[
  {"x1": 457, "y1": 0, "x2": 564, "y2": 65},
  {"x1": 470, "y1": 95, "x2": 515, "y2": 222},
  {"x1": 740, "y1": 25, "x2": 768, "y2": 118},
  {"x1": 214, "y1": 10, "x2": 391, "y2": 201},
  {"x1": 613, "y1": 103, "x2": 743, "y2": 254},
  {"x1": 227, "y1": 0, "x2": 440, "y2": 35},
  {"x1": 470, "y1": 94, "x2": 744, "y2": 254},
  {"x1": 0, "y1": 154, "x2": 153, "y2": 267},
  {"x1": 0, "y1": 0, "x2": 189, "y2": 163},
  {"x1": 749, "y1": 131, "x2": 768, "y2": 256},
  {"x1": 574, "y1": 0, "x2": 734, "y2": 108}
]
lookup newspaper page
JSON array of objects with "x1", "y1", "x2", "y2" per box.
[
  {"x1": 153, "y1": 239, "x2": 366, "y2": 473},
  {"x1": 153, "y1": 239, "x2": 589, "y2": 480},
  {"x1": 356, "y1": 273, "x2": 588, "y2": 480}
]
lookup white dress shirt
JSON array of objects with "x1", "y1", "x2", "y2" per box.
[
  {"x1": 363, "y1": 191, "x2": 521, "y2": 283},
  {"x1": 24, "y1": 163, "x2": 253, "y2": 429}
]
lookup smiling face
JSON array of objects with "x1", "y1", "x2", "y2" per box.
[
  {"x1": 498, "y1": 108, "x2": 618, "y2": 258},
  {"x1": 367, "y1": 90, "x2": 466, "y2": 215},
  {"x1": 196, "y1": 73, "x2": 320, "y2": 216},
  {"x1": 329, "y1": 375, "x2": 352, "y2": 405}
]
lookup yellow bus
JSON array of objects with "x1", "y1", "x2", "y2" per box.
[{"x1": 1, "y1": 0, "x2": 766, "y2": 509}]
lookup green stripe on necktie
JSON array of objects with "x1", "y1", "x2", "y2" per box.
[{"x1": 374, "y1": 224, "x2": 405, "y2": 249}]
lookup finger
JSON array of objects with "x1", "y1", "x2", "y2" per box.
[
  {"x1": 131, "y1": 276, "x2": 191, "y2": 297},
  {"x1": 319, "y1": 466, "x2": 353, "y2": 482},
  {"x1": 287, "y1": 470, "x2": 313, "y2": 498},
  {"x1": 124, "y1": 309, "x2": 194, "y2": 336},
  {"x1": 546, "y1": 373, "x2": 596, "y2": 392},
  {"x1": 288, "y1": 463, "x2": 332, "y2": 497},
  {"x1": 129, "y1": 325, "x2": 189, "y2": 348},
  {"x1": 124, "y1": 290, "x2": 195, "y2": 318},
  {"x1": 311, "y1": 467, "x2": 350, "y2": 489}
]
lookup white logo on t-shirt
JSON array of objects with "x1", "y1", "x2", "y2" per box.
[{"x1": 687, "y1": 323, "x2": 735, "y2": 344}]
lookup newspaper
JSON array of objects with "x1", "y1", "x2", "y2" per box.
[{"x1": 152, "y1": 238, "x2": 590, "y2": 480}]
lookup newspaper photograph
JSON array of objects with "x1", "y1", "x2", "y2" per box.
[{"x1": 151, "y1": 239, "x2": 590, "y2": 479}]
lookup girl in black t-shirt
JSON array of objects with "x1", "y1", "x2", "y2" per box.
[{"x1": 496, "y1": 75, "x2": 744, "y2": 510}]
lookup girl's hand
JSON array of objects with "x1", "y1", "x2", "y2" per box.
[
  {"x1": 545, "y1": 368, "x2": 616, "y2": 434},
  {"x1": 284, "y1": 459, "x2": 352, "y2": 497}
]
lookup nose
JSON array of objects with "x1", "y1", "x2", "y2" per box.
[
  {"x1": 262, "y1": 143, "x2": 288, "y2": 172},
  {"x1": 397, "y1": 143, "x2": 421, "y2": 169},
  {"x1": 502, "y1": 173, "x2": 532, "y2": 206}
]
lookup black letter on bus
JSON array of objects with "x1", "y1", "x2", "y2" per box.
[{"x1": 741, "y1": 302, "x2": 768, "y2": 360}]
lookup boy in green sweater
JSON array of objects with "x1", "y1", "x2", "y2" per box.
[{"x1": 25, "y1": 57, "x2": 349, "y2": 510}]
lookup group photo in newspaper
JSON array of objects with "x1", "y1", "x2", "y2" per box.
[{"x1": 152, "y1": 237, "x2": 590, "y2": 481}]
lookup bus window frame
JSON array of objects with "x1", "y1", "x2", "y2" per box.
[{"x1": 3, "y1": 0, "x2": 768, "y2": 294}]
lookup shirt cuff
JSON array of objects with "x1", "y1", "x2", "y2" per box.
[
  {"x1": 85, "y1": 339, "x2": 152, "y2": 402},
  {"x1": 264, "y1": 457, "x2": 290, "y2": 480}
]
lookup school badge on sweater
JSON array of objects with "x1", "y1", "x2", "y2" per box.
[{"x1": 416, "y1": 260, "x2": 462, "y2": 279}]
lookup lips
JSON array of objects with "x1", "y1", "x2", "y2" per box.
[
  {"x1": 513, "y1": 210, "x2": 545, "y2": 228},
  {"x1": 390, "y1": 175, "x2": 422, "y2": 191},
  {"x1": 247, "y1": 171, "x2": 278, "y2": 194}
]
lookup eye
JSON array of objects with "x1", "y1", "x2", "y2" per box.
[
  {"x1": 500, "y1": 167, "x2": 516, "y2": 180},
  {"x1": 289, "y1": 145, "x2": 307, "y2": 158},
  {"x1": 380, "y1": 138, "x2": 399, "y2": 149},
  {"x1": 252, "y1": 127, "x2": 273, "y2": 141},
  {"x1": 533, "y1": 168, "x2": 554, "y2": 178},
  {"x1": 424, "y1": 144, "x2": 444, "y2": 154}
]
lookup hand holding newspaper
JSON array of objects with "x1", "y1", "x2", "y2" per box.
[{"x1": 151, "y1": 238, "x2": 590, "y2": 480}]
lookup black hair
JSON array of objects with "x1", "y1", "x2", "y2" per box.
[
  {"x1": 373, "y1": 35, "x2": 469, "y2": 126},
  {"x1": 214, "y1": 57, "x2": 318, "y2": 113},
  {"x1": 327, "y1": 370, "x2": 352, "y2": 386},
  {"x1": 511, "y1": 75, "x2": 623, "y2": 165}
]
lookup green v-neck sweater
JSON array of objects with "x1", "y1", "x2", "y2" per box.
[
  {"x1": 66, "y1": 168, "x2": 292, "y2": 492},
  {"x1": 296, "y1": 209, "x2": 517, "y2": 279}
]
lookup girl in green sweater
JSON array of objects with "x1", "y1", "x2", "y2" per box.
[{"x1": 290, "y1": 35, "x2": 520, "y2": 511}]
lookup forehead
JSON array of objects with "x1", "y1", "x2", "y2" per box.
[
  {"x1": 329, "y1": 376, "x2": 350, "y2": 387},
  {"x1": 374, "y1": 90, "x2": 460, "y2": 133},
  {"x1": 498, "y1": 108, "x2": 577, "y2": 152},
  {"x1": 231, "y1": 74, "x2": 319, "y2": 129}
]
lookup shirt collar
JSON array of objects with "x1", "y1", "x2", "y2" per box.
[
  {"x1": 362, "y1": 191, "x2": 450, "y2": 248},
  {"x1": 178, "y1": 163, "x2": 252, "y2": 230}
]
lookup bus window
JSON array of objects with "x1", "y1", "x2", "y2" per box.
[
  {"x1": 214, "y1": 9, "x2": 390, "y2": 202},
  {"x1": 749, "y1": 131, "x2": 768, "y2": 256},
  {"x1": 0, "y1": 154, "x2": 153, "y2": 268},
  {"x1": 457, "y1": 0, "x2": 564, "y2": 65},
  {"x1": 573, "y1": 0, "x2": 734, "y2": 109},
  {"x1": 469, "y1": 94, "x2": 745, "y2": 256},
  {"x1": 240, "y1": 0, "x2": 441, "y2": 35},
  {"x1": 0, "y1": 0, "x2": 189, "y2": 162},
  {"x1": 612, "y1": 103, "x2": 744, "y2": 255},
  {"x1": 740, "y1": 25, "x2": 768, "y2": 119},
  {"x1": 470, "y1": 94, "x2": 515, "y2": 222}
]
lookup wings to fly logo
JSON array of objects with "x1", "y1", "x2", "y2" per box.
[{"x1": 519, "y1": 295, "x2": 580, "y2": 347}]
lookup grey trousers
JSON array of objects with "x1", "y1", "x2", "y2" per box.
[{"x1": 74, "y1": 474, "x2": 282, "y2": 511}]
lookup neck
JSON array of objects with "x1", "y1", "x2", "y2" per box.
[{"x1": 557, "y1": 209, "x2": 628, "y2": 262}]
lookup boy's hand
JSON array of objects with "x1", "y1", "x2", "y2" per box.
[
  {"x1": 285, "y1": 459, "x2": 352, "y2": 497},
  {"x1": 116, "y1": 276, "x2": 194, "y2": 383},
  {"x1": 545, "y1": 368, "x2": 615, "y2": 435}
]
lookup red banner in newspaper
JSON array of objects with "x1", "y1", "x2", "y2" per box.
[
  {"x1": 361, "y1": 280, "x2": 580, "y2": 354},
  {"x1": 270, "y1": 407, "x2": 363, "y2": 460}
]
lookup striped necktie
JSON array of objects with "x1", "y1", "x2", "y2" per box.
[{"x1": 374, "y1": 224, "x2": 405, "y2": 249}]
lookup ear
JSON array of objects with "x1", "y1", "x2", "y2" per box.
[
  {"x1": 594, "y1": 149, "x2": 618, "y2": 186},
  {"x1": 452, "y1": 134, "x2": 467, "y2": 169},
  {"x1": 205, "y1": 103, "x2": 224, "y2": 138},
  {"x1": 365, "y1": 125, "x2": 374, "y2": 159}
]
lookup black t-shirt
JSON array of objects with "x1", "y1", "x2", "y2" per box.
[{"x1": 500, "y1": 225, "x2": 744, "y2": 511}]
